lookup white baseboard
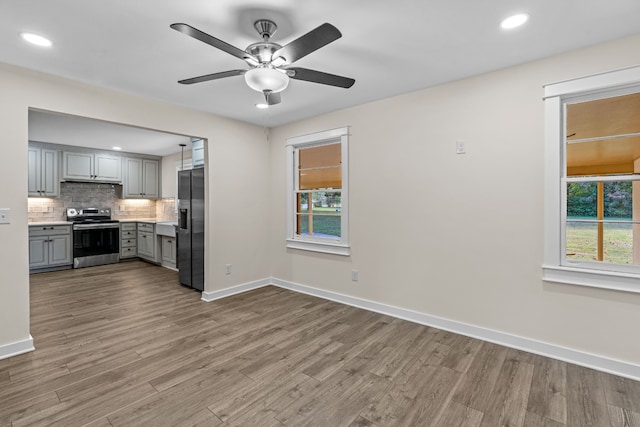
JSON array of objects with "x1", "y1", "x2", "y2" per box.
[
  {"x1": 203, "y1": 277, "x2": 640, "y2": 381},
  {"x1": 0, "y1": 335, "x2": 34, "y2": 360},
  {"x1": 201, "y1": 278, "x2": 272, "y2": 302}
]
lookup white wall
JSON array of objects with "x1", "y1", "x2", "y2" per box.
[
  {"x1": 268, "y1": 33, "x2": 640, "y2": 366},
  {"x1": 0, "y1": 63, "x2": 271, "y2": 352},
  {"x1": 4, "y1": 33, "x2": 640, "y2": 369},
  {"x1": 161, "y1": 151, "x2": 192, "y2": 198}
]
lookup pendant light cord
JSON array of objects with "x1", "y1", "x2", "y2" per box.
[{"x1": 179, "y1": 143, "x2": 186, "y2": 170}]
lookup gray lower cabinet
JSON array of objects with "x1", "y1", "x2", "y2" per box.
[
  {"x1": 29, "y1": 225, "x2": 72, "y2": 271},
  {"x1": 137, "y1": 223, "x2": 156, "y2": 261},
  {"x1": 161, "y1": 236, "x2": 177, "y2": 267},
  {"x1": 120, "y1": 223, "x2": 137, "y2": 259}
]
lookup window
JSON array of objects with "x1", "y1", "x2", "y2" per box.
[
  {"x1": 544, "y1": 65, "x2": 640, "y2": 292},
  {"x1": 286, "y1": 127, "x2": 349, "y2": 255}
]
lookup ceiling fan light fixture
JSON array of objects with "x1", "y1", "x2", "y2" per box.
[
  {"x1": 271, "y1": 56, "x2": 287, "y2": 67},
  {"x1": 255, "y1": 103, "x2": 269, "y2": 109},
  {"x1": 244, "y1": 56, "x2": 260, "y2": 67},
  {"x1": 244, "y1": 67, "x2": 289, "y2": 93}
]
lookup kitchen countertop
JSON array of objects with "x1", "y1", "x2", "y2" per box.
[
  {"x1": 118, "y1": 218, "x2": 156, "y2": 223},
  {"x1": 28, "y1": 219, "x2": 177, "y2": 225},
  {"x1": 118, "y1": 218, "x2": 177, "y2": 224}
]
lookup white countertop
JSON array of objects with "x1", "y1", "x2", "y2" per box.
[
  {"x1": 29, "y1": 219, "x2": 177, "y2": 225},
  {"x1": 117, "y1": 218, "x2": 177, "y2": 224}
]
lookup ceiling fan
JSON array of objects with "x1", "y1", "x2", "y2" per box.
[{"x1": 170, "y1": 19, "x2": 355, "y2": 106}]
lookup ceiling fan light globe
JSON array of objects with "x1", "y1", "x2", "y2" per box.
[{"x1": 244, "y1": 67, "x2": 289, "y2": 93}]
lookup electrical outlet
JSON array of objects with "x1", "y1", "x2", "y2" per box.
[
  {"x1": 225, "y1": 264, "x2": 232, "y2": 275},
  {"x1": 0, "y1": 208, "x2": 10, "y2": 224},
  {"x1": 351, "y1": 270, "x2": 359, "y2": 282},
  {"x1": 456, "y1": 140, "x2": 466, "y2": 154}
]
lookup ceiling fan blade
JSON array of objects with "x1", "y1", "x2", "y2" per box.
[
  {"x1": 170, "y1": 23, "x2": 257, "y2": 63},
  {"x1": 287, "y1": 67, "x2": 355, "y2": 88},
  {"x1": 264, "y1": 91, "x2": 282, "y2": 105},
  {"x1": 178, "y1": 69, "x2": 246, "y2": 85},
  {"x1": 272, "y1": 23, "x2": 341, "y2": 64}
]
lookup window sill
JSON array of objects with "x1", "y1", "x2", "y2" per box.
[
  {"x1": 286, "y1": 239, "x2": 351, "y2": 256},
  {"x1": 542, "y1": 265, "x2": 640, "y2": 294}
]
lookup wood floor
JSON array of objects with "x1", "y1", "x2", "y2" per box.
[{"x1": 1, "y1": 261, "x2": 639, "y2": 426}]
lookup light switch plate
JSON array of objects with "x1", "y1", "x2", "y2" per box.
[
  {"x1": 456, "y1": 140, "x2": 466, "y2": 154},
  {"x1": 0, "y1": 208, "x2": 10, "y2": 224}
]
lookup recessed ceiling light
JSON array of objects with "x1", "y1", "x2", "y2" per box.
[
  {"x1": 20, "y1": 32, "x2": 53, "y2": 47},
  {"x1": 501, "y1": 13, "x2": 529, "y2": 30},
  {"x1": 255, "y1": 103, "x2": 269, "y2": 109},
  {"x1": 112, "y1": 146, "x2": 122, "y2": 151}
]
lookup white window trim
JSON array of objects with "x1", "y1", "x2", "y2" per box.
[
  {"x1": 286, "y1": 127, "x2": 350, "y2": 256},
  {"x1": 543, "y1": 65, "x2": 640, "y2": 293}
]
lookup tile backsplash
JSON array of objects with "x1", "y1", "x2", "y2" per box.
[{"x1": 28, "y1": 182, "x2": 177, "y2": 222}]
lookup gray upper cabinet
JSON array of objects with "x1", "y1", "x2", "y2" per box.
[
  {"x1": 192, "y1": 139, "x2": 204, "y2": 168},
  {"x1": 123, "y1": 158, "x2": 159, "y2": 199},
  {"x1": 28, "y1": 145, "x2": 59, "y2": 197},
  {"x1": 63, "y1": 151, "x2": 122, "y2": 182}
]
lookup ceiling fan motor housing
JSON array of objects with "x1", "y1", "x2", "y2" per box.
[{"x1": 245, "y1": 42, "x2": 283, "y2": 65}]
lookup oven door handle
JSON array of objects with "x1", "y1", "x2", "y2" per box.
[{"x1": 72, "y1": 223, "x2": 120, "y2": 230}]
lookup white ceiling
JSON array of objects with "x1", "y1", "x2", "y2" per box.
[
  {"x1": 28, "y1": 110, "x2": 193, "y2": 157},
  {"x1": 3, "y1": 0, "x2": 640, "y2": 155}
]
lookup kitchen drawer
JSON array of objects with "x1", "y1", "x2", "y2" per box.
[
  {"x1": 121, "y1": 230, "x2": 136, "y2": 238},
  {"x1": 121, "y1": 238, "x2": 137, "y2": 248},
  {"x1": 121, "y1": 223, "x2": 136, "y2": 231},
  {"x1": 120, "y1": 246, "x2": 137, "y2": 258},
  {"x1": 29, "y1": 225, "x2": 72, "y2": 237},
  {"x1": 138, "y1": 223, "x2": 154, "y2": 232}
]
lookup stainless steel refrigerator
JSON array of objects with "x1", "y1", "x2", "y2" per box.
[{"x1": 178, "y1": 168, "x2": 204, "y2": 291}]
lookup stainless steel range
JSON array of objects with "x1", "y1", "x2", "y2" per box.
[{"x1": 67, "y1": 208, "x2": 120, "y2": 268}]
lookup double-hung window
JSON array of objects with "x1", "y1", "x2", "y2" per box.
[
  {"x1": 544, "y1": 65, "x2": 640, "y2": 292},
  {"x1": 286, "y1": 127, "x2": 350, "y2": 256}
]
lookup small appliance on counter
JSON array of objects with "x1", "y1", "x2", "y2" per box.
[
  {"x1": 67, "y1": 208, "x2": 120, "y2": 268},
  {"x1": 177, "y1": 168, "x2": 204, "y2": 290}
]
